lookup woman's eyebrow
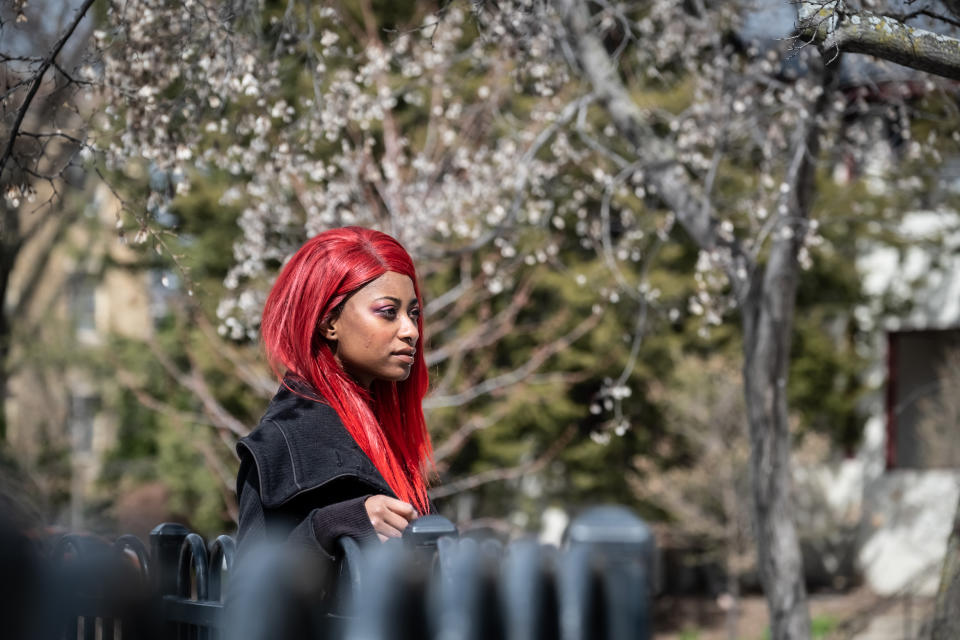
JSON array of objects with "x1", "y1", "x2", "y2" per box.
[{"x1": 372, "y1": 296, "x2": 418, "y2": 307}]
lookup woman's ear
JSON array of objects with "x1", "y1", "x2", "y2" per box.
[{"x1": 320, "y1": 314, "x2": 338, "y2": 341}]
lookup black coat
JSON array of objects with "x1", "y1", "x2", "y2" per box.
[{"x1": 236, "y1": 379, "x2": 396, "y2": 561}]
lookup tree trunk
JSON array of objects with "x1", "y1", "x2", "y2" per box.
[
  {"x1": 736, "y1": 54, "x2": 833, "y2": 640},
  {"x1": 723, "y1": 530, "x2": 742, "y2": 640},
  {"x1": 721, "y1": 465, "x2": 743, "y2": 640},
  {"x1": 741, "y1": 295, "x2": 811, "y2": 640},
  {"x1": 0, "y1": 203, "x2": 20, "y2": 441},
  {"x1": 0, "y1": 324, "x2": 8, "y2": 441},
  {"x1": 740, "y1": 203, "x2": 812, "y2": 640},
  {"x1": 931, "y1": 493, "x2": 960, "y2": 640}
]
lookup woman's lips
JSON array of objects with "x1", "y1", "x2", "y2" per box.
[{"x1": 392, "y1": 352, "x2": 415, "y2": 364}]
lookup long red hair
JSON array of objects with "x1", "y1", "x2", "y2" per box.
[{"x1": 260, "y1": 227, "x2": 432, "y2": 514}]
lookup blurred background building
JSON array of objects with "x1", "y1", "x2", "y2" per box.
[{"x1": 4, "y1": 183, "x2": 158, "y2": 534}]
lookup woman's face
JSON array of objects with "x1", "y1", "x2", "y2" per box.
[{"x1": 324, "y1": 271, "x2": 420, "y2": 388}]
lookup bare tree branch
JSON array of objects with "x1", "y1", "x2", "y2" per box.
[
  {"x1": 184, "y1": 346, "x2": 251, "y2": 443},
  {"x1": 889, "y1": 8, "x2": 960, "y2": 31},
  {"x1": 798, "y1": 3, "x2": 960, "y2": 81},
  {"x1": 424, "y1": 309, "x2": 602, "y2": 408},
  {"x1": 557, "y1": 0, "x2": 753, "y2": 300},
  {"x1": 145, "y1": 338, "x2": 250, "y2": 440},
  {"x1": 428, "y1": 425, "x2": 575, "y2": 499},
  {"x1": 193, "y1": 313, "x2": 275, "y2": 398},
  {"x1": 0, "y1": 0, "x2": 94, "y2": 180},
  {"x1": 114, "y1": 369, "x2": 218, "y2": 430},
  {"x1": 425, "y1": 278, "x2": 534, "y2": 367},
  {"x1": 432, "y1": 403, "x2": 514, "y2": 466}
]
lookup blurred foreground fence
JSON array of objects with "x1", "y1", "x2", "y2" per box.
[{"x1": 7, "y1": 506, "x2": 655, "y2": 640}]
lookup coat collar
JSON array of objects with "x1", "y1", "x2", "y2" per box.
[{"x1": 237, "y1": 381, "x2": 394, "y2": 508}]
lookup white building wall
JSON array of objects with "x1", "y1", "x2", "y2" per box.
[
  {"x1": 859, "y1": 469, "x2": 960, "y2": 596},
  {"x1": 851, "y1": 209, "x2": 960, "y2": 596}
]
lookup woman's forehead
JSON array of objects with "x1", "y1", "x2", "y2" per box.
[{"x1": 356, "y1": 271, "x2": 417, "y2": 300}]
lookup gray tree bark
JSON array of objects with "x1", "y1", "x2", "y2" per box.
[
  {"x1": 736, "y1": 56, "x2": 833, "y2": 640},
  {"x1": 931, "y1": 494, "x2": 960, "y2": 640},
  {"x1": 798, "y1": 1, "x2": 960, "y2": 81}
]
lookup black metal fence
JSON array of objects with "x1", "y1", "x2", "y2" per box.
[{"x1": 14, "y1": 505, "x2": 654, "y2": 640}]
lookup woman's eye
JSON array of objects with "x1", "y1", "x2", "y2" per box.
[
  {"x1": 378, "y1": 307, "x2": 398, "y2": 318},
  {"x1": 409, "y1": 308, "x2": 421, "y2": 320}
]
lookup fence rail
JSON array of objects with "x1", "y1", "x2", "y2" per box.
[{"x1": 13, "y1": 505, "x2": 653, "y2": 640}]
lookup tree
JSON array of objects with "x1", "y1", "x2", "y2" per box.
[
  {"x1": 68, "y1": 1, "x2": 644, "y2": 534},
  {"x1": 0, "y1": 0, "x2": 97, "y2": 439},
  {"x1": 4, "y1": 2, "x2": 960, "y2": 638},
  {"x1": 539, "y1": 1, "x2": 960, "y2": 636},
  {"x1": 547, "y1": 2, "x2": 821, "y2": 634}
]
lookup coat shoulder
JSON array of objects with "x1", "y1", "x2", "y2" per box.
[{"x1": 237, "y1": 382, "x2": 389, "y2": 507}]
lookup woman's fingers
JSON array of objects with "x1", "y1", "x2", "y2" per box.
[
  {"x1": 365, "y1": 495, "x2": 418, "y2": 539},
  {"x1": 375, "y1": 521, "x2": 405, "y2": 539},
  {"x1": 380, "y1": 509, "x2": 414, "y2": 533},
  {"x1": 381, "y1": 497, "x2": 418, "y2": 520}
]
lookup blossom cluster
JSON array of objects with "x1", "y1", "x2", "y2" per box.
[{"x1": 49, "y1": 0, "x2": 956, "y2": 430}]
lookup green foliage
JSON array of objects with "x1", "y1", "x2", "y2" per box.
[
  {"x1": 678, "y1": 628, "x2": 701, "y2": 640},
  {"x1": 760, "y1": 614, "x2": 838, "y2": 640},
  {"x1": 33, "y1": 0, "x2": 939, "y2": 544},
  {"x1": 155, "y1": 425, "x2": 226, "y2": 535},
  {"x1": 811, "y1": 614, "x2": 840, "y2": 638},
  {"x1": 171, "y1": 182, "x2": 245, "y2": 284},
  {"x1": 0, "y1": 442, "x2": 48, "y2": 531}
]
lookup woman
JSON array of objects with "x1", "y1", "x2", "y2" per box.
[{"x1": 235, "y1": 227, "x2": 434, "y2": 561}]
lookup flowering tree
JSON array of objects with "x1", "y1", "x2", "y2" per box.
[
  {"x1": 16, "y1": 0, "x2": 642, "y2": 529},
  {"x1": 543, "y1": 1, "x2": 959, "y2": 637},
  {"x1": 4, "y1": 1, "x2": 960, "y2": 638}
]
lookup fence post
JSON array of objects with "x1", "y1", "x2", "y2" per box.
[
  {"x1": 430, "y1": 538, "x2": 503, "y2": 640},
  {"x1": 150, "y1": 523, "x2": 189, "y2": 598},
  {"x1": 223, "y1": 543, "x2": 330, "y2": 640},
  {"x1": 403, "y1": 514, "x2": 458, "y2": 565},
  {"x1": 502, "y1": 540, "x2": 559, "y2": 640},
  {"x1": 567, "y1": 506, "x2": 655, "y2": 640}
]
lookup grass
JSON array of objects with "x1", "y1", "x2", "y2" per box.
[
  {"x1": 759, "y1": 614, "x2": 840, "y2": 640},
  {"x1": 811, "y1": 615, "x2": 840, "y2": 639}
]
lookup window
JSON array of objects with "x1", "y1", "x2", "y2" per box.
[
  {"x1": 68, "y1": 274, "x2": 97, "y2": 336},
  {"x1": 886, "y1": 329, "x2": 960, "y2": 469},
  {"x1": 68, "y1": 393, "x2": 100, "y2": 454}
]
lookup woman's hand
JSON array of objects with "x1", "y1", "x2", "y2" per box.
[{"x1": 364, "y1": 495, "x2": 418, "y2": 542}]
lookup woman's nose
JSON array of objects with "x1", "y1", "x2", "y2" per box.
[{"x1": 399, "y1": 314, "x2": 418, "y2": 344}]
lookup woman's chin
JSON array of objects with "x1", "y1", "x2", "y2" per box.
[
  {"x1": 391, "y1": 366, "x2": 413, "y2": 382},
  {"x1": 370, "y1": 369, "x2": 412, "y2": 384}
]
